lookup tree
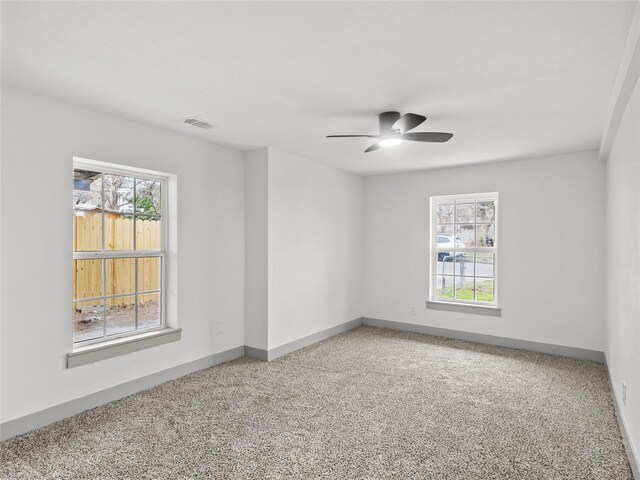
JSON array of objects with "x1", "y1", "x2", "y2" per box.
[
  {"x1": 73, "y1": 174, "x2": 160, "y2": 217},
  {"x1": 134, "y1": 181, "x2": 160, "y2": 215}
]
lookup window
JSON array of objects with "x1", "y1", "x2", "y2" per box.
[
  {"x1": 73, "y1": 161, "x2": 166, "y2": 345},
  {"x1": 430, "y1": 193, "x2": 498, "y2": 306}
]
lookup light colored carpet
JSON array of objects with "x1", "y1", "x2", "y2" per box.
[{"x1": 0, "y1": 326, "x2": 632, "y2": 479}]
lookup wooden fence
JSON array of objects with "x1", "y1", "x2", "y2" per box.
[{"x1": 73, "y1": 212, "x2": 161, "y2": 305}]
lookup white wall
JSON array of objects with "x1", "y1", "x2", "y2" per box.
[
  {"x1": 267, "y1": 149, "x2": 363, "y2": 349},
  {"x1": 605, "y1": 78, "x2": 640, "y2": 466},
  {"x1": 0, "y1": 86, "x2": 245, "y2": 423},
  {"x1": 244, "y1": 149, "x2": 269, "y2": 350},
  {"x1": 363, "y1": 150, "x2": 605, "y2": 351}
]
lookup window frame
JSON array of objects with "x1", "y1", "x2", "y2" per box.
[
  {"x1": 73, "y1": 159, "x2": 168, "y2": 347},
  {"x1": 429, "y1": 192, "x2": 499, "y2": 307}
]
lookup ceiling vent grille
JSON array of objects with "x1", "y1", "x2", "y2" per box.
[{"x1": 183, "y1": 117, "x2": 214, "y2": 129}]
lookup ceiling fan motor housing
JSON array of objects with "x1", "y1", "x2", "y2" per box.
[{"x1": 379, "y1": 111, "x2": 402, "y2": 137}]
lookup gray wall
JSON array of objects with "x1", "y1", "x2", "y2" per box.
[
  {"x1": 362, "y1": 150, "x2": 605, "y2": 351},
  {"x1": 605, "y1": 78, "x2": 640, "y2": 468},
  {"x1": 267, "y1": 148, "x2": 363, "y2": 349},
  {"x1": 1, "y1": 86, "x2": 246, "y2": 423},
  {"x1": 244, "y1": 149, "x2": 269, "y2": 350}
]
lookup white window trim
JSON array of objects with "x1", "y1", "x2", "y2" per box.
[
  {"x1": 429, "y1": 192, "x2": 500, "y2": 308},
  {"x1": 67, "y1": 327, "x2": 182, "y2": 368},
  {"x1": 72, "y1": 158, "x2": 170, "y2": 350}
]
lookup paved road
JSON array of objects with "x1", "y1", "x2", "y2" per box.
[{"x1": 435, "y1": 259, "x2": 493, "y2": 278}]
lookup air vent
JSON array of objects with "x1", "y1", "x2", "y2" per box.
[{"x1": 183, "y1": 117, "x2": 214, "y2": 129}]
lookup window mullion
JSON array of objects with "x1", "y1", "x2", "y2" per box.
[
  {"x1": 133, "y1": 178, "x2": 137, "y2": 251},
  {"x1": 134, "y1": 259, "x2": 139, "y2": 331},
  {"x1": 74, "y1": 251, "x2": 165, "y2": 260},
  {"x1": 133, "y1": 179, "x2": 139, "y2": 331},
  {"x1": 76, "y1": 291, "x2": 161, "y2": 303},
  {"x1": 102, "y1": 257, "x2": 107, "y2": 339},
  {"x1": 101, "y1": 172, "x2": 105, "y2": 252},
  {"x1": 160, "y1": 256, "x2": 165, "y2": 328},
  {"x1": 474, "y1": 199, "x2": 477, "y2": 250}
]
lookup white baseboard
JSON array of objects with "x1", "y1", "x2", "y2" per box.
[
  {"x1": 362, "y1": 317, "x2": 605, "y2": 362},
  {"x1": 244, "y1": 317, "x2": 363, "y2": 361},
  {"x1": 605, "y1": 354, "x2": 640, "y2": 479},
  {"x1": 244, "y1": 345, "x2": 268, "y2": 362},
  {"x1": 0, "y1": 346, "x2": 245, "y2": 441}
]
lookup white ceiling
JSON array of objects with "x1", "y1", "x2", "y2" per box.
[{"x1": 1, "y1": 1, "x2": 636, "y2": 175}]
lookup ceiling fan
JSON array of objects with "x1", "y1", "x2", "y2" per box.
[{"x1": 327, "y1": 111, "x2": 453, "y2": 153}]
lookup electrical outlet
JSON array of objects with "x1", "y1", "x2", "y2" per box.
[
  {"x1": 410, "y1": 305, "x2": 416, "y2": 315},
  {"x1": 217, "y1": 322, "x2": 224, "y2": 334},
  {"x1": 622, "y1": 382, "x2": 627, "y2": 405}
]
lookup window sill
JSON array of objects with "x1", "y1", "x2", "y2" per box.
[
  {"x1": 426, "y1": 300, "x2": 502, "y2": 316},
  {"x1": 67, "y1": 328, "x2": 182, "y2": 368}
]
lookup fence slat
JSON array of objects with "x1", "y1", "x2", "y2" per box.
[{"x1": 74, "y1": 214, "x2": 160, "y2": 305}]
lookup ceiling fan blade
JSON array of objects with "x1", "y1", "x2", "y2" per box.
[
  {"x1": 402, "y1": 132, "x2": 453, "y2": 143},
  {"x1": 326, "y1": 135, "x2": 379, "y2": 138},
  {"x1": 364, "y1": 143, "x2": 382, "y2": 153},
  {"x1": 392, "y1": 113, "x2": 426, "y2": 133}
]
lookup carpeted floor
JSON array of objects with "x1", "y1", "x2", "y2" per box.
[{"x1": 0, "y1": 326, "x2": 632, "y2": 479}]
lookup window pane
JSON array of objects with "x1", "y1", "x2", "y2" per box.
[
  {"x1": 454, "y1": 277, "x2": 475, "y2": 301},
  {"x1": 103, "y1": 175, "x2": 134, "y2": 213},
  {"x1": 73, "y1": 210, "x2": 103, "y2": 252},
  {"x1": 73, "y1": 259, "x2": 103, "y2": 300},
  {"x1": 435, "y1": 275, "x2": 454, "y2": 299},
  {"x1": 138, "y1": 257, "x2": 161, "y2": 292},
  {"x1": 476, "y1": 200, "x2": 495, "y2": 223},
  {"x1": 474, "y1": 279, "x2": 495, "y2": 303},
  {"x1": 105, "y1": 214, "x2": 133, "y2": 250},
  {"x1": 106, "y1": 258, "x2": 135, "y2": 296},
  {"x1": 476, "y1": 223, "x2": 496, "y2": 247},
  {"x1": 73, "y1": 170, "x2": 103, "y2": 251},
  {"x1": 451, "y1": 256, "x2": 467, "y2": 276},
  {"x1": 476, "y1": 253, "x2": 495, "y2": 278},
  {"x1": 135, "y1": 215, "x2": 161, "y2": 250},
  {"x1": 73, "y1": 169, "x2": 102, "y2": 210},
  {"x1": 455, "y1": 224, "x2": 475, "y2": 247},
  {"x1": 138, "y1": 292, "x2": 161, "y2": 329},
  {"x1": 459, "y1": 253, "x2": 475, "y2": 277},
  {"x1": 435, "y1": 224, "x2": 454, "y2": 242},
  {"x1": 436, "y1": 203, "x2": 454, "y2": 224},
  {"x1": 455, "y1": 202, "x2": 475, "y2": 223},
  {"x1": 135, "y1": 179, "x2": 161, "y2": 215},
  {"x1": 435, "y1": 253, "x2": 456, "y2": 273},
  {"x1": 73, "y1": 299, "x2": 104, "y2": 343},
  {"x1": 106, "y1": 296, "x2": 136, "y2": 336}
]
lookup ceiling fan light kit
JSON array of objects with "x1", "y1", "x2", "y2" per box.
[{"x1": 327, "y1": 111, "x2": 453, "y2": 153}]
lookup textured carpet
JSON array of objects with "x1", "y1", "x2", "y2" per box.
[{"x1": 0, "y1": 326, "x2": 632, "y2": 479}]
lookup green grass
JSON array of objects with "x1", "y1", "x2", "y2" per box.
[{"x1": 436, "y1": 279, "x2": 494, "y2": 303}]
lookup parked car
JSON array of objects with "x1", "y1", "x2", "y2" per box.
[{"x1": 436, "y1": 235, "x2": 465, "y2": 261}]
